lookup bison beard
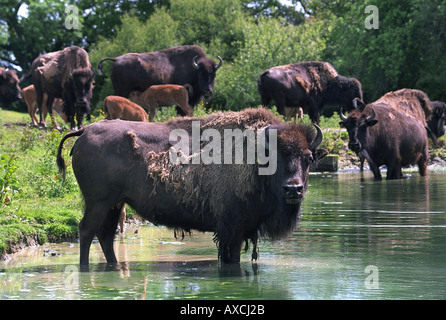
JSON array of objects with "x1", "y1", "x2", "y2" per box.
[{"x1": 57, "y1": 108, "x2": 326, "y2": 265}]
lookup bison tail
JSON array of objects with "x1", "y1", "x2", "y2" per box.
[
  {"x1": 56, "y1": 129, "x2": 85, "y2": 182},
  {"x1": 97, "y1": 57, "x2": 116, "y2": 75},
  {"x1": 183, "y1": 83, "x2": 193, "y2": 97}
]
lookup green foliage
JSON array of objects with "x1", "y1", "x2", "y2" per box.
[
  {"x1": 0, "y1": 154, "x2": 22, "y2": 207},
  {"x1": 0, "y1": 115, "x2": 82, "y2": 255},
  {"x1": 325, "y1": 0, "x2": 446, "y2": 102}
]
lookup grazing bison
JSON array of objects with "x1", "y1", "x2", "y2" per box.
[
  {"x1": 339, "y1": 104, "x2": 429, "y2": 180},
  {"x1": 31, "y1": 46, "x2": 95, "y2": 130},
  {"x1": 22, "y1": 84, "x2": 66, "y2": 126},
  {"x1": 103, "y1": 96, "x2": 148, "y2": 122},
  {"x1": 129, "y1": 84, "x2": 193, "y2": 121},
  {"x1": 0, "y1": 67, "x2": 22, "y2": 107},
  {"x1": 97, "y1": 45, "x2": 222, "y2": 106},
  {"x1": 258, "y1": 61, "x2": 363, "y2": 123},
  {"x1": 57, "y1": 108, "x2": 327, "y2": 265}
]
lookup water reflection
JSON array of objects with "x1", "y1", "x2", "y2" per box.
[{"x1": 1, "y1": 171, "x2": 446, "y2": 299}]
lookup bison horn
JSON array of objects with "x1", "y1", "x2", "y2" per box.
[
  {"x1": 353, "y1": 98, "x2": 366, "y2": 110},
  {"x1": 309, "y1": 124, "x2": 323, "y2": 150},
  {"x1": 216, "y1": 56, "x2": 223, "y2": 70},
  {"x1": 366, "y1": 108, "x2": 376, "y2": 123},
  {"x1": 339, "y1": 108, "x2": 348, "y2": 121},
  {"x1": 192, "y1": 56, "x2": 200, "y2": 70}
]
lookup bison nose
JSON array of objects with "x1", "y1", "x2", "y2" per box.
[
  {"x1": 283, "y1": 184, "x2": 304, "y2": 197},
  {"x1": 348, "y1": 141, "x2": 361, "y2": 152}
]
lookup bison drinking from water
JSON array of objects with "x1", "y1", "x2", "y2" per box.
[
  {"x1": 31, "y1": 46, "x2": 95, "y2": 130},
  {"x1": 258, "y1": 61, "x2": 363, "y2": 123},
  {"x1": 340, "y1": 103, "x2": 429, "y2": 180},
  {"x1": 97, "y1": 45, "x2": 222, "y2": 107},
  {"x1": 57, "y1": 108, "x2": 327, "y2": 265}
]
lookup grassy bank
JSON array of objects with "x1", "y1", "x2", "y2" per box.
[{"x1": 0, "y1": 109, "x2": 83, "y2": 258}]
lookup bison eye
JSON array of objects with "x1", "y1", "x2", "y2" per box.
[{"x1": 303, "y1": 153, "x2": 314, "y2": 165}]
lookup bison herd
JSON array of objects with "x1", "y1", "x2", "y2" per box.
[{"x1": 1, "y1": 44, "x2": 445, "y2": 266}]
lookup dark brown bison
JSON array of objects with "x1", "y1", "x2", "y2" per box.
[
  {"x1": 0, "y1": 67, "x2": 22, "y2": 107},
  {"x1": 31, "y1": 46, "x2": 95, "y2": 130},
  {"x1": 258, "y1": 61, "x2": 363, "y2": 124},
  {"x1": 103, "y1": 96, "x2": 148, "y2": 122},
  {"x1": 339, "y1": 104, "x2": 429, "y2": 180},
  {"x1": 354, "y1": 89, "x2": 446, "y2": 146},
  {"x1": 129, "y1": 84, "x2": 193, "y2": 121},
  {"x1": 427, "y1": 100, "x2": 446, "y2": 144},
  {"x1": 57, "y1": 108, "x2": 327, "y2": 266},
  {"x1": 97, "y1": 45, "x2": 222, "y2": 106}
]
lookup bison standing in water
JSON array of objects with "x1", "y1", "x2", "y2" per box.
[
  {"x1": 340, "y1": 104, "x2": 429, "y2": 180},
  {"x1": 57, "y1": 108, "x2": 327, "y2": 265},
  {"x1": 31, "y1": 46, "x2": 95, "y2": 130},
  {"x1": 258, "y1": 61, "x2": 362, "y2": 123}
]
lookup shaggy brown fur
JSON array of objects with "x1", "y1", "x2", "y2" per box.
[
  {"x1": 31, "y1": 46, "x2": 94, "y2": 130},
  {"x1": 375, "y1": 88, "x2": 432, "y2": 125}
]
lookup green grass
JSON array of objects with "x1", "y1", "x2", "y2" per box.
[{"x1": 0, "y1": 108, "x2": 86, "y2": 257}]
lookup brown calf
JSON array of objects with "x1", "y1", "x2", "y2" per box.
[
  {"x1": 129, "y1": 84, "x2": 193, "y2": 122},
  {"x1": 22, "y1": 84, "x2": 66, "y2": 126},
  {"x1": 103, "y1": 96, "x2": 148, "y2": 122}
]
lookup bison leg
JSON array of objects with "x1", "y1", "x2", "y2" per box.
[
  {"x1": 417, "y1": 148, "x2": 429, "y2": 177},
  {"x1": 46, "y1": 96, "x2": 61, "y2": 131},
  {"x1": 76, "y1": 112, "x2": 84, "y2": 129},
  {"x1": 217, "y1": 232, "x2": 243, "y2": 264},
  {"x1": 97, "y1": 205, "x2": 123, "y2": 264},
  {"x1": 386, "y1": 160, "x2": 403, "y2": 180},
  {"x1": 79, "y1": 200, "x2": 115, "y2": 265},
  {"x1": 148, "y1": 106, "x2": 156, "y2": 122},
  {"x1": 35, "y1": 92, "x2": 46, "y2": 127}
]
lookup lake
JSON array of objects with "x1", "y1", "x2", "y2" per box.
[{"x1": 1, "y1": 170, "x2": 446, "y2": 300}]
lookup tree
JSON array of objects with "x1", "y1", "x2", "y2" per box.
[
  {"x1": 0, "y1": 0, "x2": 169, "y2": 71},
  {"x1": 323, "y1": 0, "x2": 446, "y2": 101}
]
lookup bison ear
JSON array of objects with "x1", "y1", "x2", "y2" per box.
[{"x1": 353, "y1": 98, "x2": 366, "y2": 110}]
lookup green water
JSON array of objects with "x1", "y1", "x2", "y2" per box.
[{"x1": 1, "y1": 170, "x2": 446, "y2": 300}]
